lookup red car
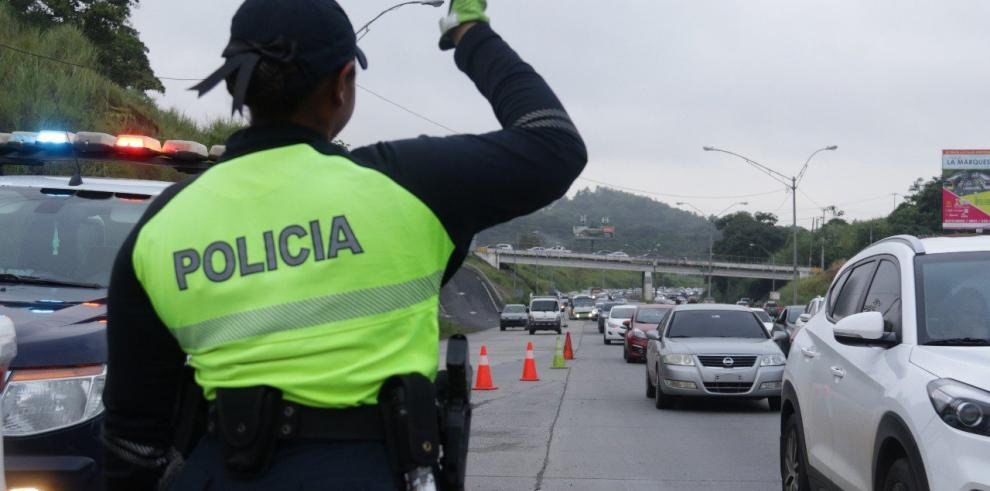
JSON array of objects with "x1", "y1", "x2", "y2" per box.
[{"x1": 623, "y1": 304, "x2": 673, "y2": 363}]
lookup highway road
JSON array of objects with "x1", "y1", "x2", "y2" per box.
[
  {"x1": 444, "y1": 319, "x2": 781, "y2": 491},
  {"x1": 440, "y1": 267, "x2": 502, "y2": 331}
]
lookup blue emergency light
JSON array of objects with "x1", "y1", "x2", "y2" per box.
[{"x1": 36, "y1": 131, "x2": 75, "y2": 145}]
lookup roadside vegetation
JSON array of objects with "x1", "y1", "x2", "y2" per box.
[{"x1": 438, "y1": 318, "x2": 473, "y2": 339}]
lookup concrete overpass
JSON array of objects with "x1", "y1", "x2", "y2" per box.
[{"x1": 474, "y1": 248, "x2": 815, "y2": 300}]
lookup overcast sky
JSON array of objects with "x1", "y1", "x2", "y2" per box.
[{"x1": 131, "y1": 1, "x2": 990, "y2": 228}]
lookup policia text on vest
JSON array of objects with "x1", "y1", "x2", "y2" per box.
[{"x1": 173, "y1": 215, "x2": 363, "y2": 290}]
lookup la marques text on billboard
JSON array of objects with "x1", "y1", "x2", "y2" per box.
[{"x1": 942, "y1": 150, "x2": 990, "y2": 230}]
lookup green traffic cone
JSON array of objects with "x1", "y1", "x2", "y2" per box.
[{"x1": 551, "y1": 336, "x2": 567, "y2": 369}]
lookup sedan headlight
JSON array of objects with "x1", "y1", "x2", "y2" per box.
[
  {"x1": 760, "y1": 354, "x2": 786, "y2": 366},
  {"x1": 2, "y1": 365, "x2": 106, "y2": 436},
  {"x1": 631, "y1": 328, "x2": 647, "y2": 339},
  {"x1": 928, "y1": 379, "x2": 990, "y2": 436},
  {"x1": 662, "y1": 354, "x2": 695, "y2": 366}
]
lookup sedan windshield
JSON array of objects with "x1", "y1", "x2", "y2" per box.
[
  {"x1": 785, "y1": 306, "x2": 803, "y2": 323},
  {"x1": 610, "y1": 307, "x2": 636, "y2": 319},
  {"x1": 917, "y1": 252, "x2": 990, "y2": 345},
  {"x1": 503, "y1": 305, "x2": 526, "y2": 314},
  {"x1": 0, "y1": 187, "x2": 150, "y2": 288},
  {"x1": 667, "y1": 310, "x2": 768, "y2": 339},
  {"x1": 635, "y1": 308, "x2": 669, "y2": 324}
]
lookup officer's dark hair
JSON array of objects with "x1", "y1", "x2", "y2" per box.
[{"x1": 227, "y1": 60, "x2": 355, "y2": 123}]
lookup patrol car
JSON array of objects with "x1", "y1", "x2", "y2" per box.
[{"x1": 0, "y1": 129, "x2": 223, "y2": 490}]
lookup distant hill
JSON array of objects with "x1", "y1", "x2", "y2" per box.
[{"x1": 475, "y1": 187, "x2": 715, "y2": 257}]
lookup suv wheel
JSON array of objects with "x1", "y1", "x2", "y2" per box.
[
  {"x1": 529, "y1": 328, "x2": 535, "y2": 335},
  {"x1": 781, "y1": 413, "x2": 810, "y2": 491},
  {"x1": 598, "y1": 322, "x2": 604, "y2": 334},
  {"x1": 768, "y1": 396, "x2": 782, "y2": 411},
  {"x1": 555, "y1": 324, "x2": 562, "y2": 334},
  {"x1": 645, "y1": 369, "x2": 656, "y2": 398},
  {"x1": 603, "y1": 335, "x2": 610, "y2": 345},
  {"x1": 882, "y1": 458, "x2": 921, "y2": 491},
  {"x1": 500, "y1": 325, "x2": 506, "y2": 331}
]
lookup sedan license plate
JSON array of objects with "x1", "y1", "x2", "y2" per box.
[{"x1": 714, "y1": 373, "x2": 743, "y2": 382}]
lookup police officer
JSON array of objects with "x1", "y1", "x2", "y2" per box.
[{"x1": 101, "y1": 0, "x2": 586, "y2": 488}]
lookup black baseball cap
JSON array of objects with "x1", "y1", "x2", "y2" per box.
[{"x1": 191, "y1": 0, "x2": 367, "y2": 115}]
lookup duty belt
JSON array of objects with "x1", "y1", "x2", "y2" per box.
[{"x1": 207, "y1": 401, "x2": 385, "y2": 441}]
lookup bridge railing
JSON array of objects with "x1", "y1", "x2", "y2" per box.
[{"x1": 476, "y1": 248, "x2": 813, "y2": 273}]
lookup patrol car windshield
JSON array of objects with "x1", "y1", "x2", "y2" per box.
[
  {"x1": 667, "y1": 311, "x2": 768, "y2": 339},
  {"x1": 0, "y1": 187, "x2": 150, "y2": 288},
  {"x1": 916, "y1": 252, "x2": 990, "y2": 345}
]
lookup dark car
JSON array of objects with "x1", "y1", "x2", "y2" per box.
[
  {"x1": 624, "y1": 305, "x2": 673, "y2": 363},
  {"x1": 0, "y1": 177, "x2": 168, "y2": 490},
  {"x1": 772, "y1": 304, "x2": 805, "y2": 355}
]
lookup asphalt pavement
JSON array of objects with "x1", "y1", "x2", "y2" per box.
[{"x1": 442, "y1": 319, "x2": 781, "y2": 491}]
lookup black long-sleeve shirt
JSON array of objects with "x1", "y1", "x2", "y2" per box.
[{"x1": 102, "y1": 23, "x2": 586, "y2": 489}]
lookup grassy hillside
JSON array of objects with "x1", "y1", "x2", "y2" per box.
[
  {"x1": 0, "y1": 3, "x2": 241, "y2": 180},
  {"x1": 465, "y1": 256, "x2": 703, "y2": 304}
]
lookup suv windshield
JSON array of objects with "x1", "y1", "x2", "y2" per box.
[
  {"x1": 503, "y1": 305, "x2": 526, "y2": 313},
  {"x1": 917, "y1": 252, "x2": 990, "y2": 345},
  {"x1": 0, "y1": 188, "x2": 150, "y2": 288},
  {"x1": 667, "y1": 310, "x2": 768, "y2": 339},
  {"x1": 531, "y1": 300, "x2": 558, "y2": 311}
]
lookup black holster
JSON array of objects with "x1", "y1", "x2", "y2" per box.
[
  {"x1": 436, "y1": 334, "x2": 472, "y2": 491},
  {"x1": 212, "y1": 386, "x2": 283, "y2": 479},
  {"x1": 379, "y1": 374, "x2": 441, "y2": 476}
]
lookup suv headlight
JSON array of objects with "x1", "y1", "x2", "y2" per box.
[
  {"x1": 2, "y1": 365, "x2": 106, "y2": 436},
  {"x1": 760, "y1": 354, "x2": 786, "y2": 366},
  {"x1": 662, "y1": 354, "x2": 695, "y2": 366},
  {"x1": 631, "y1": 328, "x2": 647, "y2": 339},
  {"x1": 928, "y1": 379, "x2": 990, "y2": 436}
]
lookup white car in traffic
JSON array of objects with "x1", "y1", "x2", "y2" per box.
[
  {"x1": 780, "y1": 235, "x2": 990, "y2": 491},
  {"x1": 603, "y1": 305, "x2": 636, "y2": 344}
]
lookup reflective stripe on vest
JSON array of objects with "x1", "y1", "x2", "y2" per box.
[{"x1": 132, "y1": 144, "x2": 454, "y2": 408}]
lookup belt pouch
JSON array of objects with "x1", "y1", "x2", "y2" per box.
[{"x1": 214, "y1": 386, "x2": 282, "y2": 479}]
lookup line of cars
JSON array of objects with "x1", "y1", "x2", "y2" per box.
[{"x1": 603, "y1": 235, "x2": 990, "y2": 490}]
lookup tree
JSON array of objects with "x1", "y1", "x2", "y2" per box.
[{"x1": 5, "y1": 0, "x2": 164, "y2": 92}]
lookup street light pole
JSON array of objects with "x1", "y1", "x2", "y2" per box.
[
  {"x1": 354, "y1": 0, "x2": 444, "y2": 41},
  {"x1": 703, "y1": 145, "x2": 837, "y2": 306}
]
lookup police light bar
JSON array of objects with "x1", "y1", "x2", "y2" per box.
[
  {"x1": 36, "y1": 130, "x2": 76, "y2": 145},
  {"x1": 209, "y1": 145, "x2": 226, "y2": 160},
  {"x1": 73, "y1": 132, "x2": 117, "y2": 153},
  {"x1": 162, "y1": 140, "x2": 208, "y2": 161},
  {"x1": 115, "y1": 134, "x2": 162, "y2": 154}
]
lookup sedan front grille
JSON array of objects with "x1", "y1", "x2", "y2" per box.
[
  {"x1": 703, "y1": 382, "x2": 753, "y2": 394},
  {"x1": 697, "y1": 355, "x2": 757, "y2": 368}
]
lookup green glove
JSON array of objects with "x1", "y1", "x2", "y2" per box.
[{"x1": 438, "y1": 0, "x2": 489, "y2": 50}]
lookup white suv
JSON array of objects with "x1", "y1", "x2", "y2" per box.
[{"x1": 780, "y1": 235, "x2": 990, "y2": 491}]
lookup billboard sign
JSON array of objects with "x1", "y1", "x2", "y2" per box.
[
  {"x1": 942, "y1": 150, "x2": 990, "y2": 230},
  {"x1": 572, "y1": 225, "x2": 615, "y2": 239}
]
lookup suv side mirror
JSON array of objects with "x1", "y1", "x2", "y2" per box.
[
  {"x1": 772, "y1": 330, "x2": 788, "y2": 343},
  {"x1": 646, "y1": 330, "x2": 660, "y2": 341},
  {"x1": 798, "y1": 313, "x2": 811, "y2": 323},
  {"x1": 833, "y1": 311, "x2": 885, "y2": 341}
]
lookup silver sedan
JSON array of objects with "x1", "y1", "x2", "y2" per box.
[{"x1": 645, "y1": 304, "x2": 787, "y2": 410}]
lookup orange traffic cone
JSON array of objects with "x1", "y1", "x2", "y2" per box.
[
  {"x1": 520, "y1": 341, "x2": 540, "y2": 381},
  {"x1": 473, "y1": 345, "x2": 497, "y2": 391},
  {"x1": 563, "y1": 331, "x2": 575, "y2": 360}
]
